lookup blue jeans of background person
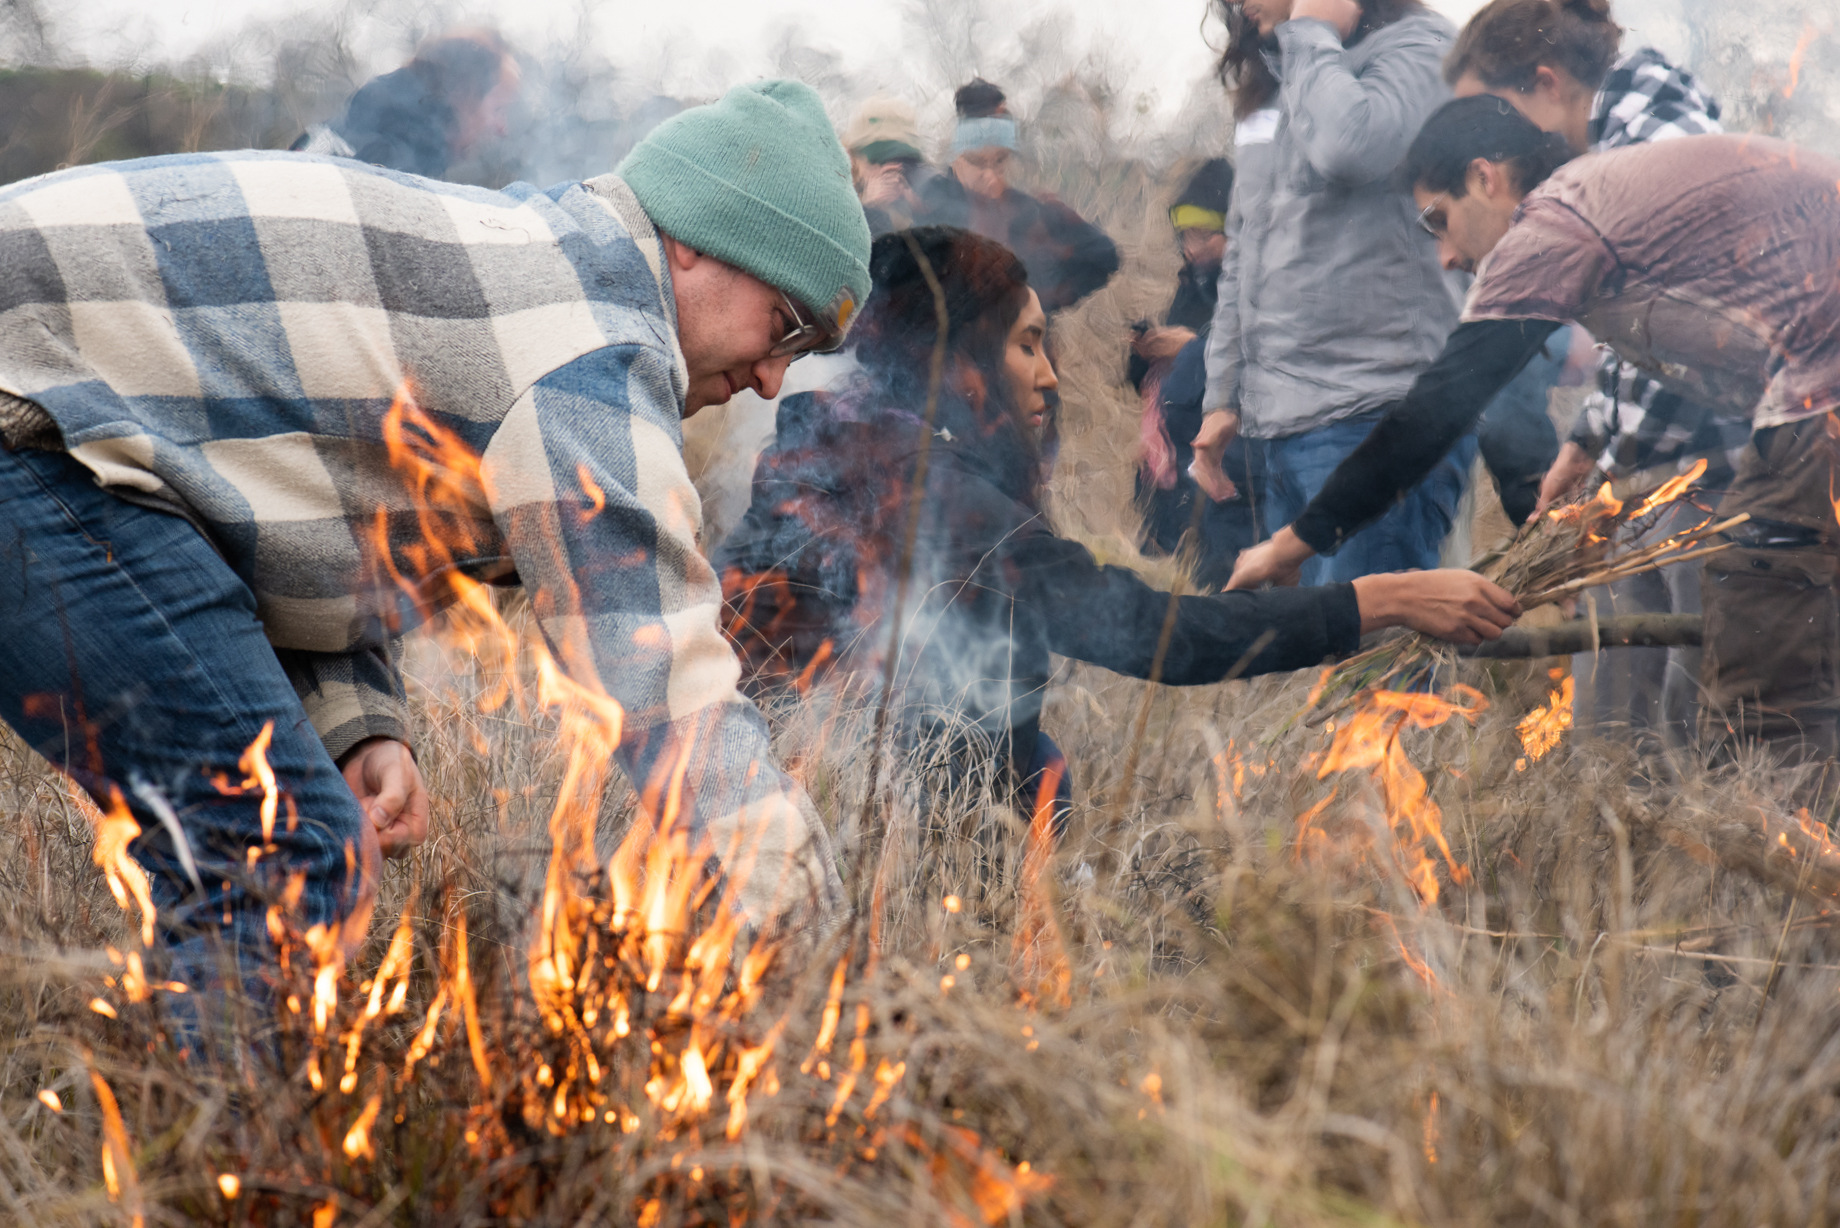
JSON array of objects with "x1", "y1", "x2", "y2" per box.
[
  {"x1": 1257, "y1": 409, "x2": 1479, "y2": 586},
  {"x1": 1476, "y1": 334, "x2": 1567, "y2": 527},
  {"x1": 0, "y1": 445, "x2": 365, "y2": 1010}
]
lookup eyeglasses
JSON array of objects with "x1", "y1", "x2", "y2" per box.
[
  {"x1": 768, "y1": 291, "x2": 841, "y2": 359},
  {"x1": 1416, "y1": 195, "x2": 1450, "y2": 238}
]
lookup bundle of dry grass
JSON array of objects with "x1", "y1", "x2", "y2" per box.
[{"x1": 1303, "y1": 459, "x2": 1739, "y2": 729}]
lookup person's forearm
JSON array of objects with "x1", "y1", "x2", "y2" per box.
[{"x1": 1289, "y1": 319, "x2": 1562, "y2": 556}]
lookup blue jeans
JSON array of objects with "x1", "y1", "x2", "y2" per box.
[
  {"x1": 0, "y1": 446, "x2": 364, "y2": 1005},
  {"x1": 1258, "y1": 410, "x2": 1479, "y2": 586}
]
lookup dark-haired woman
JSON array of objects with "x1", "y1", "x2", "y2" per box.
[
  {"x1": 1446, "y1": 0, "x2": 1734, "y2": 750},
  {"x1": 1195, "y1": 0, "x2": 1475, "y2": 587},
  {"x1": 1226, "y1": 96, "x2": 1840, "y2": 760},
  {"x1": 716, "y1": 226, "x2": 1519, "y2": 828}
]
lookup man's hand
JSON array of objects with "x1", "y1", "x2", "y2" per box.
[
  {"x1": 1131, "y1": 325, "x2": 1196, "y2": 364},
  {"x1": 1351, "y1": 570, "x2": 1521, "y2": 644},
  {"x1": 1190, "y1": 409, "x2": 1241, "y2": 502},
  {"x1": 338, "y1": 737, "x2": 430, "y2": 859},
  {"x1": 859, "y1": 162, "x2": 910, "y2": 209},
  {"x1": 1531, "y1": 440, "x2": 1599, "y2": 522},
  {"x1": 1291, "y1": 0, "x2": 1363, "y2": 40},
  {"x1": 1227, "y1": 524, "x2": 1313, "y2": 589}
]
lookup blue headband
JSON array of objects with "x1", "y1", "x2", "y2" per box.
[{"x1": 950, "y1": 116, "x2": 1018, "y2": 159}]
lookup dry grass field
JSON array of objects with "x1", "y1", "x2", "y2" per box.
[{"x1": 7, "y1": 50, "x2": 1840, "y2": 1228}]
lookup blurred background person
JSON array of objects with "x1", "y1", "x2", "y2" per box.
[
  {"x1": 290, "y1": 27, "x2": 521, "y2": 180},
  {"x1": 717, "y1": 227, "x2": 1519, "y2": 840},
  {"x1": 1192, "y1": 0, "x2": 1475, "y2": 587},
  {"x1": 1129, "y1": 158, "x2": 1263, "y2": 589},
  {"x1": 842, "y1": 94, "x2": 938, "y2": 237},
  {"x1": 916, "y1": 78, "x2": 1120, "y2": 314},
  {"x1": 1446, "y1": 0, "x2": 1734, "y2": 752}
]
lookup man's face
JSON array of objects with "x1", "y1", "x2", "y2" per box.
[
  {"x1": 1180, "y1": 227, "x2": 1227, "y2": 271},
  {"x1": 451, "y1": 60, "x2": 521, "y2": 157},
  {"x1": 954, "y1": 147, "x2": 1012, "y2": 201},
  {"x1": 663, "y1": 237, "x2": 814, "y2": 415},
  {"x1": 1413, "y1": 170, "x2": 1517, "y2": 274}
]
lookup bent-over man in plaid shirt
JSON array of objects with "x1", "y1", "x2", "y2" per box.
[{"x1": 0, "y1": 79, "x2": 867, "y2": 993}]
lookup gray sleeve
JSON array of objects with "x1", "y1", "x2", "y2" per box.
[
  {"x1": 1203, "y1": 179, "x2": 1247, "y2": 411},
  {"x1": 1276, "y1": 17, "x2": 1451, "y2": 185}
]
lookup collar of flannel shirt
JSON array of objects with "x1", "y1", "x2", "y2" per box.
[{"x1": 1588, "y1": 46, "x2": 1723, "y2": 151}]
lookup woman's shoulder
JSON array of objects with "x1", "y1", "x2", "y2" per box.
[{"x1": 1355, "y1": 7, "x2": 1456, "y2": 58}]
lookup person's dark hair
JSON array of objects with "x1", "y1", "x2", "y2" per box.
[
  {"x1": 853, "y1": 227, "x2": 1042, "y2": 507},
  {"x1": 1445, "y1": 0, "x2": 1621, "y2": 91},
  {"x1": 954, "y1": 78, "x2": 1009, "y2": 119},
  {"x1": 1174, "y1": 157, "x2": 1236, "y2": 215},
  {"x1": 1404, "y1": 95, "x2": 1576, "y2": 196},
  {"x1": 409, "y1": 30, "x2": 514, "y2": 110},
  {"x1": 1211, "y1": 0, "x2": 1427, "y2": 118}
]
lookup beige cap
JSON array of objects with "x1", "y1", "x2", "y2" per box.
[{"x1": 840, "y1": 94, "x2": 924, "y2": 161}]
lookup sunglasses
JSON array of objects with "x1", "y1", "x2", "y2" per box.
[
  {"x1": 768, "y1": 291, "x2": 842, "y2": 359},
  {"x1": 1416, "y1": 195, "x2": 1450, "y2": 239}
]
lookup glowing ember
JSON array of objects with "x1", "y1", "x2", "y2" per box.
[
  {"x1": 37, "y1": 1089, "x2": 61, "y2": 1113},
  {"x1": 217, "y1": 1174, "x2": 241, "y2": 1200}
]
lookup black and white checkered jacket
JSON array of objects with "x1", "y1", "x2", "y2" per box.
[
  {"x1": 0, "y1": 151, "x2": 841, "y2": 923},
  {"x1": 1570, "y1": 48, "x2": 1746, "y2": 485}
]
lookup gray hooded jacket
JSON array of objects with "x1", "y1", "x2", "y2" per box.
[{"x1": 1204, "y1": 10, "x2": 1458, "y2": 439}]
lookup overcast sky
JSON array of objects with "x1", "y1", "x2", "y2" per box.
[
  {"x1": 51, "y1": 0, "x2": 1470, "y2": 105},
  {"x1": 51, "y1": 0, "x2": 1699, "y2": 122}
]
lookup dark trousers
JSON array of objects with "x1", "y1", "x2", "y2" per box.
[
  {"x1": 1701, "y1": 415, "x2": 1840, "y2": 759},
  {"x1": 0, "y1": 445, "x2": 366, "y2": 1000}
]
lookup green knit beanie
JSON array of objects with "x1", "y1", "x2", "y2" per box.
[{"x1": 617, "y1": 79, "x2": 872, "y2": 339}]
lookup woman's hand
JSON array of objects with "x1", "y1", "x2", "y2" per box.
[
  {"x1": 1226, "y1": 525, "x2": 1313, "y2": 589},
  {"x1": 1189, "y1": 409, "x2": 1241, "y2": 502},
  {"x1": 1290, "y1": 0, "x2": 1362, "y2": 40},
  {"x1": 1351, "y1": 570, "x2": 1521, "y2": 644},
  {"x1": 1531, "y1": 440, "x2": 1599, "y2": 521},
  {"x1": 338, "y1": 737, "x2": 430, "y2": 859}
]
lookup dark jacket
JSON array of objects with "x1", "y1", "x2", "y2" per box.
[
  {"x1": 292, "y1": 66, "x2": 456, "y2": 179},
  {"x1": 716, "y1": 385, "x2": 1359, "y2": 775},
  {"x1": 915, "y1": 174, "x2": 1120, "y2": 313}
]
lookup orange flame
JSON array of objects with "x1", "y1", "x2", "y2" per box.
[
  {"x1": 341, "y1": 1091, "x2": 383, "y2": 1160},
  {"x1": 64, "y1": 782, "x2": 157, "y2": 947},
  {"x1": 1627, "y1": 457, "x2": 1707, "y2": 520},
  {"x1": 900, "y1": 1124, "x2": 1055, "y2": 1227},
  {"x1": 1785, "y1": 22, "x2": 1816, "y2": 98},
  {"x1": 1312, "y1": 688, "x2": 1487, "y2": 905},
  {"x1": 1011, "y1": 760, "x2": 1072, "y2": 1009},
  {"x1": 238, "y1": 721, "x2": 280, "y2": 844},
  {"x1": 90, "y1": 1071, "x2": 145, "y2": 1228},
  {"x1": 1516, "y1": 676, "x2": 1574, "y2": 764}
]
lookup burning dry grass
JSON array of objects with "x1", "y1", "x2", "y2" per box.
[
  {"x1": 6, "y1": 115, "x2": 1840, "y2": 1228},
  {"x1": 7, "y1": 629, "x2": 1840, "y2": 1225}
]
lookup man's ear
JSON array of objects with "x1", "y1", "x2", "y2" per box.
[
  {"x1": 1469, "y1": 157, "x2": 1513, "y2": 202},
  {"x1": 660, "y1": 233, "x2": 700, "y2": 274}
]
